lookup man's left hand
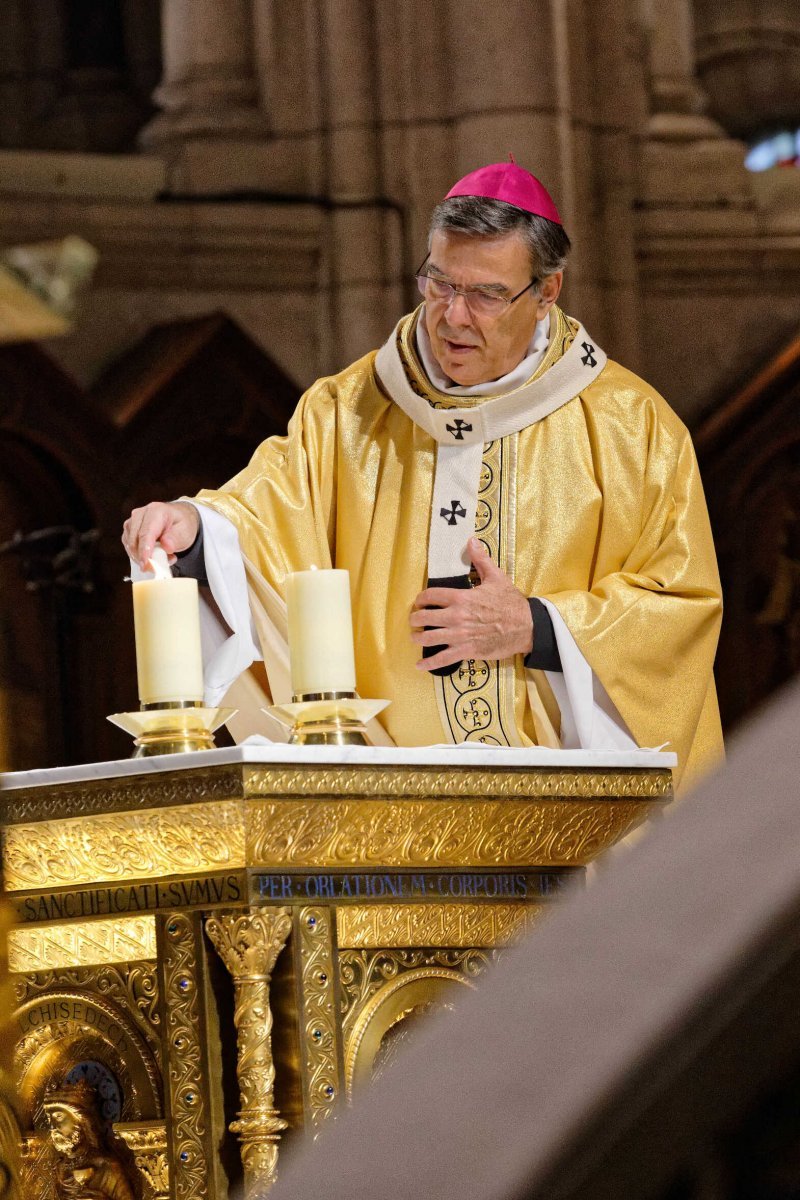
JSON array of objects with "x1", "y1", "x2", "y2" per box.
[{"x1": 410, "y1": 537, "x2": 534, "y2": 671}]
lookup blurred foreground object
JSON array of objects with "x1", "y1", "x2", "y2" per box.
[
  {"x1": 0, "y1": 237, "x2": 98, "y2": 343},
  {"x1": 266, "y1": 680, "x2": 800, "y2": 1200}
]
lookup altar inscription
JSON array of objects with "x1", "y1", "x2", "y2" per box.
[
  {"x1": 252, "y1": 869, "x2": 571, "y2": 903},
  {"x1": 16, "y1": 997, "x2": 134, "y2": 1054},
  {"x1": 14, "y1": 871, "x2": 245, "y2": 924}
]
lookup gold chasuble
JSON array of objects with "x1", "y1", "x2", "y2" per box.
[{"x1": 195, "y1": 305, "x2": 723, "y2": 792}]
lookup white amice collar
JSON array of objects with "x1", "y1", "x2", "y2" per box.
[
  {"x1": 416, "y1": 310, "x2": 551, "y2": 396},
  {"x1": 375, "y1": 307, "x2": 606, "y2": 448},
  {"x1": 375, "y1": 306, "x2": 607, "y2": 578}
]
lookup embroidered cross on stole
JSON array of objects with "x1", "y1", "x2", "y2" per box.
[{"x1": 378, "y1": 305, "x2": 591, "y2": 746}]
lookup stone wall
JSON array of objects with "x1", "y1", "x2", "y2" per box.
[{"x1": 0, "y1": 0, "x2": 797, "y2": 418}]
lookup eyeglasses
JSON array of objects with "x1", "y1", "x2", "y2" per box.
[{"x1": 415, "y1": 255, "x2": 539, "y2": 318}]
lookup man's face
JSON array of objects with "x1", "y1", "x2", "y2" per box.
[
  {"x1": 423, "y1": 229, "x2": 562, "y2": 387},
  {"x1": 48, "y1": 1107, "x2": 82, "y2": 1157}
]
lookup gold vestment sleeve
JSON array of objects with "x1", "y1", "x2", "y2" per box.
[{"x1": 536, "y1": 364, "x2": 723, "y2": 791}]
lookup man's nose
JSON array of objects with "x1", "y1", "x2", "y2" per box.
[{"x1": 444, "y1": 290, "x2": 473, "y2": 324}]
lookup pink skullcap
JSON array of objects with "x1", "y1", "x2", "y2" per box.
[{"x1": 445, "y1": 162, "x2": 562, "y2": 225}]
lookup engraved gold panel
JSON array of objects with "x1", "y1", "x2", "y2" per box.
[
  {"x1": 8, "y1": 916, "x2": 157, "y2": 973},
  {"x1": 297, "y1": 907, "x2": 339, "y2": 1132},
  {"x1": 162, "y1": 915, "x2": 209, "y2": 1199},
  {"x1": 14, "y1": 991, "x2": 162, "y2": 1127},
  {"x1": 244, "y1": 765, "x2": 672, "y2": 800},
  {"x1": 337, "y1": 902, "x2": 545, "y2": 948},
  {"x1": 248, "y1": 796, "x2": 654, "y2": 869},
  {"x1": 3, "y1": 763, "x2": 670, "y2": 820},
  {"x1": 2, "y1": 768, "x2": 668, "y2": 886},
  {"x1": 20, "y1": 1134, "x2": 54, "y2": 1200},
  {"x1": 3, "y1": 801, "x2": 245, "y2": 891},
  {"x1": 3, "y1": 768, "x2": 243, "y2": 825},
  {"x1": 15, "y1": 964, "x2": 161, "y2": 1064}
]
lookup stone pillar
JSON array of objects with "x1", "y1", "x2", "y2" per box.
[
  {"x1": 634, "y1": 0, "x2": 758, "y2": 421},
  {"x1": 140, "y1": 0, "x2": 264, "y2": 147},
  {"x1": 318, "y1": 0, "x2": 404, "y2": 370},
  {"x1": 640, "y1": 0, "x2": 724, "y2": 141},
  {"x1": 637, "y1": 0, "x2": 751, "y2": 209},
  {"x1": 693, "y1": 0, "x2": 800, "y2": 139},
  {"x1": 205, "y1": 908, "x2": 292, "y2": 1197}
]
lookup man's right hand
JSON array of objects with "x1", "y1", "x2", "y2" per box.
[{"x1": 122, "y1": 501, "x2": 200, "y2": 570}]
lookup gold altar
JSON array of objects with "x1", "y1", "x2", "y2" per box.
[{"x1": 1, "y1": 746, "x2": 673, "y2": 1198}]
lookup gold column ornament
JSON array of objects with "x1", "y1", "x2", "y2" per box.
[
  {"x1": 205, "y1": 908, "x2": 292, "y2": 1197},
  {"x1": 115, "y1": 1123, "x2": 169, "y2": 1199}
]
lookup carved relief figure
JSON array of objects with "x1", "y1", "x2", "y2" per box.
[{"x1": 43, "y1": 1081, "x2": 136, "y2": 1200}]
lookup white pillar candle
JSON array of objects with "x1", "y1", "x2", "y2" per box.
[
  {"x1": 286, "y1": 568, "x2": 356, "y2": 696},
  {"x1": 132, "y1": 560, "x2": 204, "y2": 705}
]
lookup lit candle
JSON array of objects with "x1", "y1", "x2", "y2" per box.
[
  {"x1": 132, "y1": 550, "x2": 204, "y2": 705},
  {"x1": 286, "y1": 567, "x2": 356, "y2": 696}
]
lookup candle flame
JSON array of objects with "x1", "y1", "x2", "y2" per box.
[{"x1": 144, "y1": 545, "x2": 172, "y2": 581}]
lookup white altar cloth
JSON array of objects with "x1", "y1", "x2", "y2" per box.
[{"x1": 1, "y1": 745, "x2": 676, "y2": 791}]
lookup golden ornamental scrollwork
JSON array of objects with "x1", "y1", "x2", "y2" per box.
[
  {"x1": 3, "y1": 765, "x2": 670, "y2": 828},
  {"x1": 8, "y1": 916, "x2": 157, "y2": 974},
  {"x1": 2, "y1": 768, "x2": 243, "y2": 826},
  {"x1": 14, "y1": 965, "x2": 161, "y2": 1063},
  {"x1": 244, "y1": 765, "x2": 672, "y2": 800},
  {"x1": 339, "y1": 948, "x2": 492, "y2": 1038},
  {"x1": 122, "y1": 964, "x2": 161, "y2": 1049},
  {"x1": 297, "y1": 907, "x2": 339, "y2": 1132},
  {"x1": 205, "y1": 908, "x2": 292, "y2": 1198},
  {"x1": 336, "y1": 902, "x2": 545, "y2": 949},
  {"x1": 3, "y1": 802, "x2": 245, "y2": 890},
  {"x1": 13, "y1": 991, "x2": 163, "y2": 1135},
  {"x1": 161, "y1": 915, "x2": 209, "y2": 1200},
  {"x1": 247, "y1": 797, "x2": 652, "y2": 869}
]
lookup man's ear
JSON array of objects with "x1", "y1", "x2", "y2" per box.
[{"x1": 536, "y1": 270, "x2": 563, "y2": 318}]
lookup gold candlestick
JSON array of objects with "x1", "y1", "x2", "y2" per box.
[
  {"x1": 265, "y1": 693, "x2": 389, "y2": 746},
  {"x1": 108, "y1": 701, "x2": 237, "y2": 757}
]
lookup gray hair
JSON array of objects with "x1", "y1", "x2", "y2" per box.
[{"x1": 428, "y1": 196, "x2": 571, "y2": 279}]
